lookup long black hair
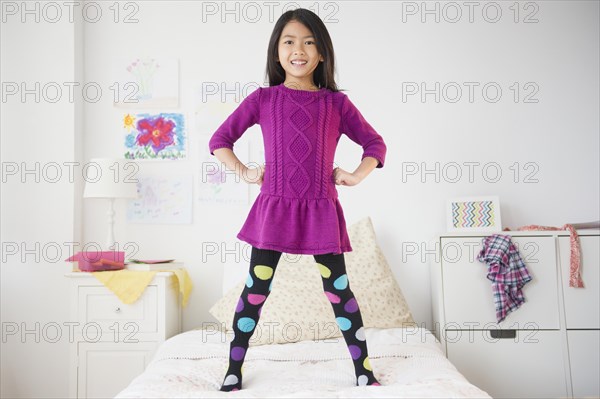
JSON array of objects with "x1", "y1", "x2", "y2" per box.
[{"x1": 265, "y1": 8, "x2": 340, "y2": 92}]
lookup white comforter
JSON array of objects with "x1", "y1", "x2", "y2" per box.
[{"x1": 116, "y1": 326, "x2": 491, "y2": 398}]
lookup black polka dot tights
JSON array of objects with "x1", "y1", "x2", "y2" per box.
[{"x1": 219, "y1": 247, "x2": 381, "y2": 391}]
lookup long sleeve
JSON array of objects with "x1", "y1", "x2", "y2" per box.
[
  {"x1": 340, "y1": 94, "x2": 387, "y2": 168},
  {"x1": 208, "y1": 87, "x2": 261, "y2": 155}
]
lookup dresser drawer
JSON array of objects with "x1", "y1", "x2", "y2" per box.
[
  {"x1": 559, "y1": 235, "x2": 600, "y2": 329},
  {"x1": 441, "y1": 236, "x2": 560, "y2": 329},
  {"x1": 446, "y1": 330, "x2": 567, "y2": 398},
  {"x1": 78, "y1": 286, "x2": 158, "y2": 334},
  {"x1": 567, "y1": 329, "x2": 600, "y2": 397}
]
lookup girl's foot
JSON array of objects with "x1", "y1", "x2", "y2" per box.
[
  {"x1": 356, "y1": 372, "x2": 381, "y2": 386},
  {"x1": 219, "y1": 372, "x2": 242, "y2": 391}
]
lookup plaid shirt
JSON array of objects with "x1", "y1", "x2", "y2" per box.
[{"x1": 477, "y1": 234, "x2": 533, "y2": 323}]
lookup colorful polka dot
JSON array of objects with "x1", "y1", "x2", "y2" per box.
[
  {"x1": 254, "y1": 265, "x2": 273, "y2": 280},
  {"x1": 317, "y1": 263, "x2": 331, "y2": 278},
  {"x1": 336, "y1": 317, "x2": 352, "y2": 331},
  {"x1": 231, "y1": 346, "x2": 245, "y2": 361},
  {"x1": 237, "y1": 317, "x2": 256, "y2": 332},
  {"x1": 226, "y1": 254, "x2": 382, "y2": 392},
  {"x1": 223, "y1": 374, "x2": 238, "y2": 385},
  {"x1": 344, "y1": 298, "x2": 359, "y2": 313},
  {"x1": 333, "y1": 274, "x2": 348, "y2": 290},
  {"x1": 349, "y1": 345, "x2": 361, "y2": 360},
  {"x1": 355, "y1": 327, "x2": 366, "y2": 341},
  {"x1": 363, "y1": 357, "x2": 372, "y2": 371},
  {"x1": 235, "y1": 297, "x2": 244, "y2": 312},
  {"x1": 247, "y1": 293, "x2": 266, "y2": 305},
  {"x1": 324, "y1": 291, "x2": 340, "y2": 303}
]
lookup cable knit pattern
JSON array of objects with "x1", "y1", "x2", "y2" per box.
[
  {"x1": 314, "y1": 97, "x2": 325, "y2": 198},
  {"x1": 208, "y1": 83, "x2": 387, "y2": 255},
  {"x1": 269, "y1": 88, "x2": 283, "y2": 196},
  {"x1": 286, "y1": 94, "x2": 314, "y2": 198},
  {"x1": 316, "y1": 95, "x2": 333, "y2": 198}
]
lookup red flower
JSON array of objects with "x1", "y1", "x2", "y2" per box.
[{"x1": 136, "y1": 116, "x2": 175, "y2": 153}]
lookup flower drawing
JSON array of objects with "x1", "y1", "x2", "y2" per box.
[
  {"x1": 124, "y1": 112, "x2": 186, "y2": 160},
  {"x1": 136, "y1": 116, "x2": 176, "y2": 154}
]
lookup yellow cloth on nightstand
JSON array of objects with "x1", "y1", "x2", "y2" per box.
[
  {"x1": 170, "y1": 268, "x2": 193, "y2": 307},
  {"x1": 91, "y1": 269, "x2": 193, "y2": 307}
]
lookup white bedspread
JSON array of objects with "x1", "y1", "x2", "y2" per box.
[{"x1": 116, "y1": 326, "x2": 491, "y2": 398}]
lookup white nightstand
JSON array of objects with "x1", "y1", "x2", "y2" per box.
[{"x1": 65, "y1": 271, "x2": 182, "y2": 399}]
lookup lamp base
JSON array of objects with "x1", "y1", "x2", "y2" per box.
[{"x1": 106, "y1": 198, "x2": 116, "y2": 251}]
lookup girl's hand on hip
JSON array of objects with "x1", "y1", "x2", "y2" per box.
[
  {"x1": 242, "y1": 165, "x2": 265, "y2": 186},
  {"x1": 333, "y1": 167, "x2": 361, "y2": 186}
]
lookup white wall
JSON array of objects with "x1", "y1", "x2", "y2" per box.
[
  {"x1": 1, "y1": 1, "x2": 598, "y2": 397},
  {"x1": 1, "y1": 1, "x2": 83, "y2": 397}
]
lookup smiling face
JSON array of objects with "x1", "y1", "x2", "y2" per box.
[{"x1": 277, "y1": 20, "x2": 324, "y2": 90}]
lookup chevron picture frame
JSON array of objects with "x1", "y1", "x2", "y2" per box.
[{"x1": 446, "y1": 196, "x2": 502, "y2": 232}]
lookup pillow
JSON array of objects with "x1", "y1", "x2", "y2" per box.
[{"x1": 208, "y1": 216, "x2": 415, "y2": 346}]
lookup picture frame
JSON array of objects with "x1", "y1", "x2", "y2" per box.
[{"x1": 446, "y1": 196, "x2": 502, "y2": 232}]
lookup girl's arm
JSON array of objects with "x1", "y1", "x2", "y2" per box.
[
  {"x1": 213, "y1": 147, "x2": 263, "y2": 185},
  {"x1": 209, "y1": 88, "x2": 261, "y2": 156},
  {"x1": 340, "y1": 95, "x2": 387, "y2": 169},
  {"x1": 335, "y1": 94, "x2": 387, "y2": 186},
  {"x1": 334, "y1": 156, "x2": 378, "y2": 186},
  {"x1": 352, "y1": 156, "x2": 379, "y2": 181},
  {"x1": 209, "y1": 88, "x2": 263, "y2": 185}
]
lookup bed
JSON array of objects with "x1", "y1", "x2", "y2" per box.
[
  {"x1": 116, "y1": 217, "x2": 491, "y2": 398},
  {"x1": 116, "y1": 326, "x2": 490, "y2": 398}
]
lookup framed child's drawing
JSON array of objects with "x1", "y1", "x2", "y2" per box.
[
  {"x1": 123, "y1": 112, "x2": 186, "y2": 160},
  {"x1": 446, "y1": 196, "x2": 502, "y2": 232}
]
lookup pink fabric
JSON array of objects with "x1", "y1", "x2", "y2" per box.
[{"x1": 504, "y1": 224, "x2": 583, "y2": 288}]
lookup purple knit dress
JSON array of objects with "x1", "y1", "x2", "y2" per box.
[{"x1": 209, "y1": 83, "x2": 386, "y2": 255}]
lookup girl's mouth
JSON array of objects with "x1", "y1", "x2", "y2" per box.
[{"x1": 291, "y1": 60, "x2": 308, "y2": 67}]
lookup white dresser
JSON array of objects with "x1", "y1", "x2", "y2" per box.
[
  {"x1": 65, "y1": 272, "x2": 182, "y2": 399},
  {"x1": 430, "y1": 230, "x2": 599, "y2": 398}
]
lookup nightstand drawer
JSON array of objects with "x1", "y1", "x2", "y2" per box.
[
  {"x1": 441, "y1": 236, "x2": 560, "y2": 329},
  {"x1": 78, "y1": 286, "x2": 158, "y2": 334},
  {"x1": 67, "y1": 271, "x2": 183, "y2": 398},
  {"x1": 77, "y1": 342, "x2": 157, "y2": 398}
]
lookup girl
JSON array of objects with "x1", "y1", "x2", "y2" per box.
[{"x1": 209, "y1": 8, "x2": 386, "y2": 392}]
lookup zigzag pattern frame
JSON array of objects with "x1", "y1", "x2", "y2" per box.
[
  {"x1": 452, "y1": 201, "x2": 494, "y2": 227},
  {"x1": 446, "y1": 196, "x2": 502, "y2": 232}
]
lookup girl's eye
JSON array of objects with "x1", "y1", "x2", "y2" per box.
[{"x1": 306, "y1": 41, "x2": 315, "y2": 45}]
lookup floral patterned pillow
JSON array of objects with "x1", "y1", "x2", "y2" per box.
[{"x1": 208, "y1": 216, "x2": 415, "y2": 346}]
